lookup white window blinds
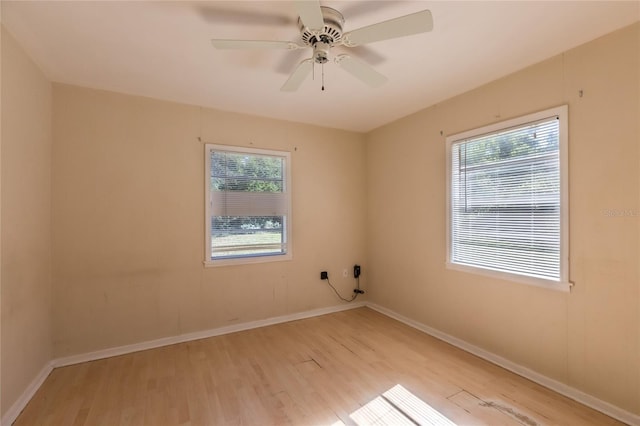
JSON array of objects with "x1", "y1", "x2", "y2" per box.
[
  {"x1": 449, "y1": 114, "x2": 563, "y2": 282},
  {"x1": 205, "y1": 145, "x2": 291, "y2": 263}
]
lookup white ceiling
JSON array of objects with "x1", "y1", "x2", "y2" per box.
[{"x1": 2, "y1": 1, "x2": 638, "y2": 132}]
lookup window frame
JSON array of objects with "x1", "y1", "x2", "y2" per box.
[
  {"x1": 445, "y1": 105, "x2": 570, "y2": 291},
  {"x1": 204, "y1": 143, "x2": 292, "y2": 267}
]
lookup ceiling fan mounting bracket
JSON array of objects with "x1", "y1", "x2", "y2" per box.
[{"x1": 341, "y1": 37, "x2": 357, "y2": 48}]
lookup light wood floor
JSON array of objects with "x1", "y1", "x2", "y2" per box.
[{"x1": 16, "y1": 307, "x2": 621, "y2": 426}]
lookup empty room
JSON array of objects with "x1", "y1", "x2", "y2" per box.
[{"x1": 1, "y1": 1, "x2": 639, "y2": 425}]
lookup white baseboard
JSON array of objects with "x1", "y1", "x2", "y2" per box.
[
  {"x1": 53, "y1": 302, "x2": 365, "y2": 368},
  {"x1": 366, "y1": 302, "x2": 640, "y2": 426},
  {"x1": 1, "y1": 361, "x2": 53, "y2": 426}
]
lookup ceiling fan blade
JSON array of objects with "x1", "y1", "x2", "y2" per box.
[
  {"x1": 339, "y1": 45, "x2": 386, "y2": 66},
  {"x1": 342, "y1": 10, "x2": 433, "y2": 46},
  {"x1": 281, "y1": 59, "x2": 313, "y2": 92},
  {"x1": 335, "y1": 55, "x2": 387, "y2": 88},
  {"x1": 197, "y1": 5, "x2": 294, "y2": 27},
  {"x1": 276, "y1": 49, "x2": 307, "y2": 75},
  {"x1": 211, "y1": 39, "x2": 302, "y2": 50},
  {"x1": 340, "y1": 1, "x2": 400, "y2": 20},
  {"x1": 294, "y1": 0, "x2": 325, "y2": 31}
]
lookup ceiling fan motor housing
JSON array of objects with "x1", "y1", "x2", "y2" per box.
[{"x1": 299, "y1": 6, "x2": 344, "y2": 49}]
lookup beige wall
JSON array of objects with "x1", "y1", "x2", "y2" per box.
[
  {"x1": 1, "y1": 27, "x2": 53, "y2": 417},
  {"x1": 366, "y1": 23, "x2": 640, "y2": 415},
  {"x1": 51, "y1": 85, "x2": 367, "y2": 357}
]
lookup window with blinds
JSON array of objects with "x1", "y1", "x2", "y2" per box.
[
  {"x1": 446, "y1": 106, "x2": 568, "y2": 289},
  {"x1": 205, "y1": 144, "x2": 292, "y2": 265}
]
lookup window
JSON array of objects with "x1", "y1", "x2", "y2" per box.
[
  {"x1": 205, "y1": 144, "x2": 292, "y2": 266},
  {"x1": 446, "y1": 106, "x2": 569, "y2": 290}
]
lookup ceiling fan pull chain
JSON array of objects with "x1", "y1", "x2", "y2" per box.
[{"x1": 322, "y1": 63, "x2": 325, "y2": 91}]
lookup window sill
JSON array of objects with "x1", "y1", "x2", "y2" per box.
[
  {"x1": 204, "y1": 253, "x2": 292, "y2": 268},
  {"x1": 446, "y1": 262, "x2": 571, "y2": 292}
]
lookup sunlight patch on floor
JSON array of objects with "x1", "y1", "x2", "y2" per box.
[
  {"x1": 332, "y1": 384, "x2": 457, "y2": 426},
  {"x1": 350, "y1": 395, "x2": 417, "y2": 425}
]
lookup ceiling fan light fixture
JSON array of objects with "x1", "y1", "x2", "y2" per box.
[{"x1": 313, "y1": 42, "x2": 330, "y2": 64}]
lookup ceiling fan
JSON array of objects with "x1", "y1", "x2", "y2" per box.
[{"x1": 211, "y1": 1, "x2": 433, "y2": 92}]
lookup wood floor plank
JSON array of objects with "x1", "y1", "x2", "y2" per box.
[{"x1": 14, "y1": 308, "x2": 624, "y2": 426}]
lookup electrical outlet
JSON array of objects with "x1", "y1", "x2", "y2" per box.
[
  {"x1": 320, "y1": 271, "x2": 328, "y2": 280},
  {"x1": 354, "y1": 265, "x2": 361, "y2": 278},
  {"x1": 343, "y1": 269, "x2": 349, "y2": 278}
]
